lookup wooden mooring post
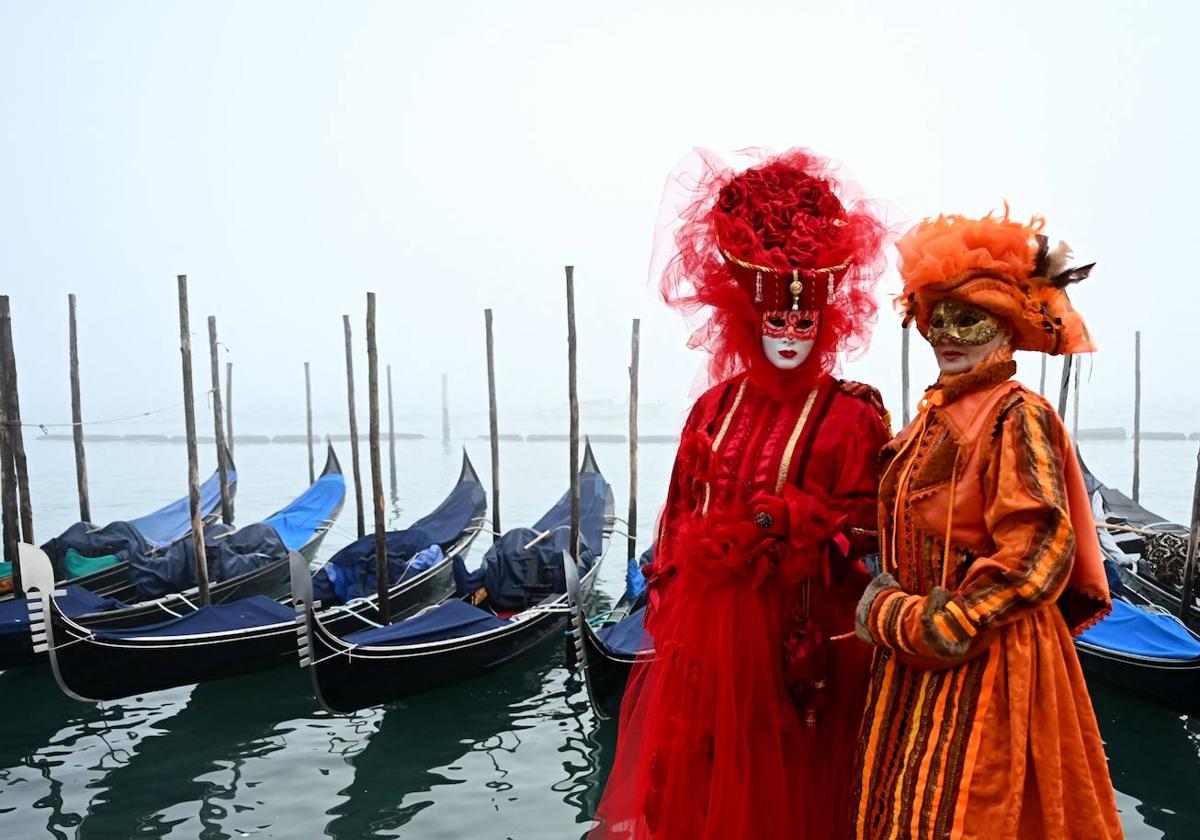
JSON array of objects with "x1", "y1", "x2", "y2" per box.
[
  {"x1": 366, "y1": 294, "x2": 391, "y2": 624},
  {"x1": 1177, "y1": 445, "x2": 1200, "y2": 622},
  {"x1": 1072, "y1": 354, "x2": 1081, "y2": 441},
  {"x1": 386, "y1": 364, "x2": 397, "y2": 499},
  {"x1": 68, "y1": 294, "x2": 90, "y2": 522},
  {"x1": 485, "y1": 309, "x2": 501, "y2": 537},
  {"x1": 1039, "y1": 354, "x2": 1047, "y2": 397},
  {"x1": 628, "y1": 318, "x2": 640, "y2": 562},
  {"x1": 566, "y1": 267, "x2": 581, "y2": 561},
  {"x1": 1056, "y1": 355, "x2": 1072, "y2": 419},
  {"x1": 304, "y1": 361, "x2": 315, "y2": 484},
  {"x1": 344, "y1": 314, "x2": 365, "y2": 539},
  {"x1": 441, "y1": 373, "x2": 450, "y2": 447},
  {"x1": 901, "y1": 325, "x2": 912, "y2": 427},
  {"x1": 225, "y1": 361, "x2": 234, "y2": 457},
  {"x1": 1133, "y1": 331, "x2": 1142, "y2": 503},
  {"x1": 207, "y1": 317, "x2": 233, "y2": 525},
  {"x1": 0, "y1": 295, "x2": 31, "y2": 595},
  {"x1": 176, "y1": 277, "x2": 211, "y2": 606}
]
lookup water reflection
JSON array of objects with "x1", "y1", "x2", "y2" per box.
[{"x1": 1092, "y1": 683, "x2": 1200, "y2": 838}]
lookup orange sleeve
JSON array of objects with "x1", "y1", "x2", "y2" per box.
[{"x1": 859, "y1": 401, "x2": 1075, "y2": 666}]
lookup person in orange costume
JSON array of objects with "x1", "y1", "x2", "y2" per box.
[
  {"x1": 589, "y1": 148, "x2": 892, "y2": 839},
  {"x1": 852, "y1": 211, "x2": 1123, "y2": 839}
]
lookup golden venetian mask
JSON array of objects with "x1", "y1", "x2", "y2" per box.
[{"x1": 926, "y1": 300, "x2": 1001, "y2": 346}]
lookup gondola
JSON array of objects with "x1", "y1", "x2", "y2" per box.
[
  {"x1": 296, "y1": 442, "x2": 614, "y2": 714},
  {"x1": 21, "y1": 451, "x2": 486, "y2": 701},
  {"x1": 0, "y1": 446, "x2": 343, "y2": 670},
  {"x1": 1073, "y1": 514, "x2": 1200, "y2": 715},
  {"x1": 1078, "y1": 456, "x2": 1199, "y2": 624},
  {"x1": 0, "y1": 459, "x2": 237, "y2": 601},
  {"x1": 564, "y1": 546, "x2": 651, "y2": 721}
]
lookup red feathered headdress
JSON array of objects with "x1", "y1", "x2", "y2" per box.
[{"x1": 657, "y1": 148, "x2": 890, "y2": 394}]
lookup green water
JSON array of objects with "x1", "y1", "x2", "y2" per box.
[{"x1": 1, "y1": 434, "x2": 1197, "y2": 838}]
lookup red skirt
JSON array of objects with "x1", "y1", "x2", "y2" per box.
[{"x1": 589, "y1": 522, "x2": 871, "y2": 840}]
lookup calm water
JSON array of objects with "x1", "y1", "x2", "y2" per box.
[{"x1": 1, "y1": 425, "x2": 1198, "y2": 839}]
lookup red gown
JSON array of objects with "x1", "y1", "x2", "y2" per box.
[{"x1": 590, "y1": 372, "x2": 889, "y2": 839}]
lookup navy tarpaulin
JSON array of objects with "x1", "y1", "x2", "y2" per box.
[
  {"x1": 40, "y1": 520, "x2": 149, "y2": 580},
  {"x1": 1078, "y1": 599, "x2": 1200, "y2": 660},
  {"x1": 455, "y1": 470, "x2": 609, "y2": 611},
  {"x1": 311, "y1": 473, "x2": 483, "y2": 605},
  {"x1": 263, "y1": 471, "x2": 345, "y2": 551},
  {"x1": 130, "y1": 523, "x2": 289, "y2": 600},
  {"x1": 91, "y1": 595, "x2": 295, "y2": 640},
  {"x1": 0, "y1": 585, "x2": 126, "y2": 637},
  {"x1": 408, "y1": 477, "x2": 486, "y2": 545},
  {"x1": 345, "y1": 598, "x2": 509, "y2": 647},
  {"x1": 597, "y1": 606, "x2": 652, "y2": 657},
  {"x1": 129, "y1": 468, "x2": 237, "y2": 549},
  {"x1": 532, "y1": 471, "x2": 609, "y2": 557}
]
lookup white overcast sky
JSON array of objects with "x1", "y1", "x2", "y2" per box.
[{"x1": 1, "y1": 0, "x2": 1196, "y2": 436}]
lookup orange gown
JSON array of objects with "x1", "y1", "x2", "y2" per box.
[{"x1": 853, "y1": 359, "x2": 1123, "y2": 840}]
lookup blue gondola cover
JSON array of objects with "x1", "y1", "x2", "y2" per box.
[
  {"x1": 39, "y1": 520, "x2": 150, "y2": 581},
  {"x1": 129, "y1": 523, "x2": 289, "y2": 599},
  {"x1": 90, "y1": 595, "x2": 296, "y2": 640},
  {"x1": 129, "y1": 468, "x2": 237, "y2": 549},
  {"x1": 0, "y1": 585, "x2": 126, "y2": 638},
  {"x1": 311, "y1": 475, "x2": 484, "y2": 605},
  {"x1": 596, "y1": 606, "x2": 652, "y2": 657},
  {"x1": 345, "y1": 598, "x2": 509, "y2": 647},
  {"x1": 263, "y1": 471, "x2": 344, "y2": 551},
  {"x1": 1078, "y1": 599, "x2": 1200, "y2": 660}
]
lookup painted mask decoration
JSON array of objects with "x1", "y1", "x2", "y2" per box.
[
  {"x1": 926, "y1": 299, "x2": 1001, "y2": 346},
  {"x1": 761, "y1": 310, "x2": 819, "y2": 370}
]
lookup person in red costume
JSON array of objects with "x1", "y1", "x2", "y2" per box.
[{"x1": 588, "y1": 148, "x2": 892, "y2": 840}]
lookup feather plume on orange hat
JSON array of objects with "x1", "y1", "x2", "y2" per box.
[{"x1": 897, "y1": 209, "x2": 1095, "y2": 355}]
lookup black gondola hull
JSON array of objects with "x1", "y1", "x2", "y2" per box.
[
  {"x1": 1076, "y1": 641, "x2": 1200, "y2": 717},
  {"x1": 577, "y1": 619, "x2": 637, "y2": 720},
  {"x1": 308, "y1": 607, "x2": 570, "y2": 714}
]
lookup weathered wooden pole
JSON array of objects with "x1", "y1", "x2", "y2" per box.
[
  {"x1": 207, "y1": 316, "x2": 233, "y2": 525},
  {"x1": 1133, "y1": 331, "x2": 1142, "y2": 502},
  {"x1": 441, "y1": 373, "x2": 451, "y2": 446},
  {"x1": 176, "y1": 277, "x2": 211, "y2": 606},
  {"x1": 628, "y1": 318, "x2": 640, "y2": 562},
  {"x1": 344, "y1": 314, "x2": 365, "y2": 538},
  {"x1": 0, "y1": 296, "x2": 33, "y2": 546},
  {"x1": 485, "y1": 308, "x2": 501, "y2": 537},
  {"x1": 68, "y1": 294, "x2": 91, "y2": 522},
  {"x1": 900, "y1": 324, "x2": 912, "y2": 426},
  {"x1": 1038, "y1": 354, "x2": 1048, "y2": 397},
  {"x1": 566, "y1": 266, "x2": 581, "y2": 561},
  {"x1": 1056, "y1": 354, "x2": 1072, "y2": 419},
  {"x1": 1176, "y1": 445, "x2": 1200, "y2": 622},
  {"x1": 304, "y1": 361, "x2": 315, "y2": 484},
  {"x1": 1072, "y1": 354, "x2": 1082, "y2": 440},
  {"x1": 386, "y1": 364, "x2": 397, "y2": 498},
  {"x1": 366, "y1": 294, "x2": 391, "y2": 624},
  {"x1": 0, "y1": 298, "x2": 23, "y2": 593},
  {"x1": 225, "y1": 361, "x2": 234, "y2": 457}
]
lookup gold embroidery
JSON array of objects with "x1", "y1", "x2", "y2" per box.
[{"x1": 774, "y1": 389, "x2": 820, "y2": 494}]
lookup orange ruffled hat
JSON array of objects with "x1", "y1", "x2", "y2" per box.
[{"x1": 897, "y1": 210, "x2": 1096, "y2": 355}]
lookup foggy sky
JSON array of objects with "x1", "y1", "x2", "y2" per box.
[{"x1": 2, "y1": 0, "x2": 1196, "y2": 441}]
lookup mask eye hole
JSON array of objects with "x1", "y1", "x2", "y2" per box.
[
  {"x1": 930, "y1": 315, "x2": 945, "y2": 329},
  {"x1": 798, "y1": 319, "x2": 814, "y2": 330},
  {"x1": 766, "y1": 317, "x2": 786, "y2": 328},
  {"x1": 959, "y1": 312, "x2": 982, "y2": 326}
]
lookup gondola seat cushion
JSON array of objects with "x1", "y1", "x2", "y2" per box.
[
  {"x1": 64, "y1": 549, "x2": 121, "y2": 579},
  {"x1": 0, "y1": 585, "x2": 126, "y2": 636},
  {"x1": 89, "y1": 595, "x2": 296, "y2": 640},
  {"x1": 1078, "y1": 599, "x2": 1200, "y2": 660},
  {"x1": 345, "y1": 599, "x2": 509, "y2": 647},
  {"x1": 597, "y1": 607, "x2": 652, "y2": 657}
]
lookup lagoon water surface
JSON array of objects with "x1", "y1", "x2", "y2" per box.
[{"x1": 1, "y1": 425, "x2": 1197, "y2": 839}]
